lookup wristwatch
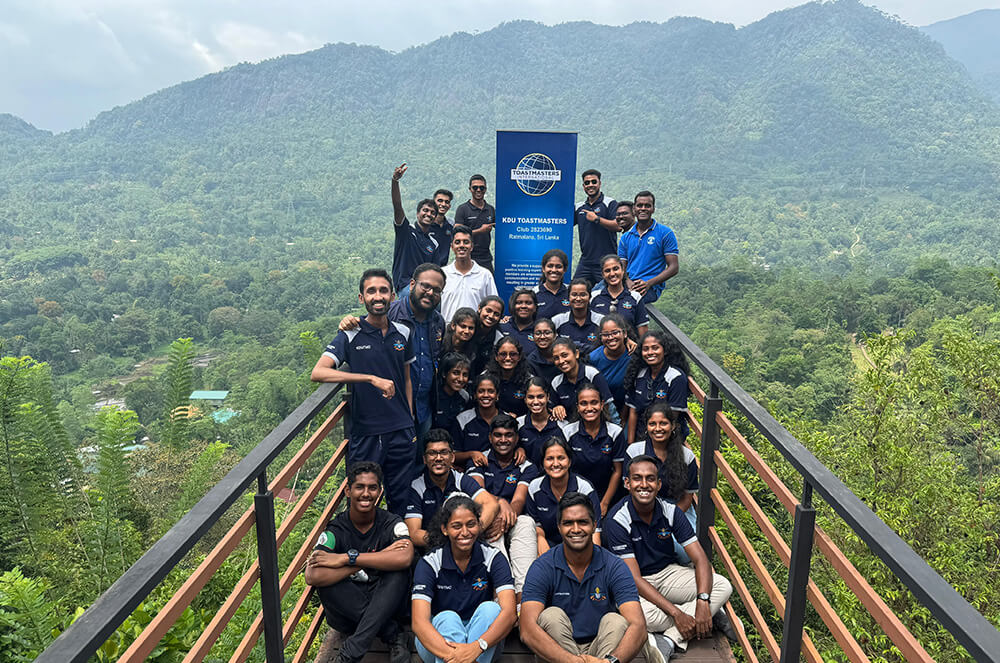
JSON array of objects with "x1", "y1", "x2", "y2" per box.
[
  {"x1": 347, "y1": 549, "x2": 359, "y2": 566},
  {"x1": 697, "y1": 592, "x2": 711, "y2": 602},
  {"x1": 477, "y1": 638, "x2": 488, "y2": 652},
  {"x1": 604, "y1": 655, "x2": 619, "y2": 663}
]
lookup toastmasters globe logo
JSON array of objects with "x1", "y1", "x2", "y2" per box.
[{"x1": 510, "y1": 152, "x2": 562, "y2": 196}]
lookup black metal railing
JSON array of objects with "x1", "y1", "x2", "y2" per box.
[
  {"x1": 648, "y1": 307, "x2": 1000, "y2": 663},
  {"x1": 36, "y1": 382, "x2": 343, "y2": 663}
]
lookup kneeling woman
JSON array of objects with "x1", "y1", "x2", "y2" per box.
[{"x1": 412, "y1": 495, "x2": 517, "y2": 663}]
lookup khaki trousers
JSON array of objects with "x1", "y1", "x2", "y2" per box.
[
  {"x1": 639, "y1": 564, "x2": 732, "y2": 651},
  {"x1": 486, "y1": 514, "x2": 537, "y2": 593},
  {"x1": 535, "y1": 607, "x2": 661, "y2": 663}
]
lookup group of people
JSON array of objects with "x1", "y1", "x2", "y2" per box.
[{"x1": 305, "y1": 168, "x2": 733, "y2": 663}]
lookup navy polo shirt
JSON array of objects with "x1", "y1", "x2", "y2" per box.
[
  {"x1": 552, "y1": 311, "x2": 605, "y2": 355},
  {"x1": 625, "y1": 441, "x2": 698, "y2": 500},
  {"x1": 625, "y1": 366, "x2": 691, "y2": 437},
  {"x1": 498, "y1": 319, "x2": 536, "y2": 355},
  {"x1": 454, "y1": 201, "x2": 496, "y2": 266},
  {"x1": 432, "y1": 385, "x2": 470, "y2": 434},
  {"x1": 429, "y1": 222, "x2": 453, "y2": 265},
  {"x1": 525, "y1": 350, "x2": 560, "y2": 384},
  {"x1": 516, "y1": 415, "x2": 566, "y2": 466},
  {"x1": 393, "y1": 217, "x2": 447, "y2": 293},
  {"x1": 559, "y1": 420, "x2": 626, "y2": 494},
  {"x1": 574, "y1": 194, "x2": 619, "y2": 268},
  {"x1": 551, "y1": 364, "x2": 614, "y2": 417},
  {"x1": 532, "y1": 283, "x2": 570, "y2": 319},
  {"x1": 468, "y1": 450, "x2": 539, "y2": 502},
  {"x1": 525, "y1": 474, "x2": 602, "y2": 547},
  {"x1": 522, "y1": 544, "x2": 639, "y2": 642},
  {"x1": 588, "y1": 347, "x2": 630, "y2": 407},
  {"x1": 604, "y1": 496, "x2": 697, "y2": 576},
  {"x1": 323, "y1": 318, "x2": 415, "y2": 436},
  {"x1": 497, "y1": 376, "x2": 529, "y2": 417},
  {"x1": 413, "y1": 542, "x2": 514, "y2": 620},
  {"x1": 617, "y1": 221, "x2": 678, "y2": 301},
  {"x1": 590, "y1": 288, "x2": 649, "y2": 331},
  {"x1": 404, "y1": 468, "x2": 486, "y2": 526},
  {"x1": 455, "y1": 408, "x2": 492, "y2": 454},
  {"x1": 389, "y1": 298, "x2": 445, "y2": 425}
]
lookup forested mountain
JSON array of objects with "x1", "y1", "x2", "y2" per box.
[{"x1": 923, "y1": 9, "x2": 1000, "y2": 102}]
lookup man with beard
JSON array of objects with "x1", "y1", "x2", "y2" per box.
[
  {"x1": 305, "y1": 462, "x2": 413, "y2": 663},
  {"x1": 312, "y1": 268, "x2": 415, "y2": 516},
  {"x1": 391, "y1": 164, "x2": 450, "y2": 293},
  {"x1": 604, "y1": 456, "x2": 733, "y2": 660},
  {"x1": 520, "y1": 492, "x2": 653, "y2": 663}
]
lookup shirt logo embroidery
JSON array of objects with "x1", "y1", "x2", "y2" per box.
[
  {"x1": 561, "y1": 299, "x2": 570, "y2": 306},
  {"x1": 655, "y1": 389, "x2": 667, "y2": 399},
  {"x1": 601, "y1": 442, "x2": 612, "y2": 454},
  {"x1": 590, "y1": 586, "x2": 607, "y2": 602},
  {"x1": 514, "y1": 390, "x2": 525, "y2": 399},
  {"x1": 393, "y1": 339, "x2": 405, "y2": 352},
  {"x1": 355, "y1": 344, "x2": 372, "y2": 350},
  {"x1": 472, "y1": 577, "x2": 488, "y2": 591},
  {"x1": 657, "y1": 527, "x2": 672, "y2": 540},
  {"x1": 587, "y1": 332, "x2": 597, "y2": 342},
  {"x1": 647, "y1": 237, "x2": 656, "y2": 245},
  {"x1": 622, "y1": 301, "x2": 633, "y2": 309},
  {"x1": 505, "y1": 474, "x2": 518, "y2": 485}
]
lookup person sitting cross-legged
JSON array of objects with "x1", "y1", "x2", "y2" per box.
[
  {"x1": 604, "y1": 455, "x2": 734, "y2": 660},
  {"x1": 519, "y1": 492, "x2": 659, "y2": 663},
  {"x1": 304, "y1": 462, "x2": 413, "y2": 663}
]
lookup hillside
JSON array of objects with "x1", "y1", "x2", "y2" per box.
[{"x1": 923, "y1": 9, "x2": 1000, "y2": 102}]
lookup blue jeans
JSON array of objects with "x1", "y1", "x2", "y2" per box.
[
  {"x1": 415, "y1": 602, "x2": 502, "y2": 663},
  {"x1": 673, "y1": 503, "x2": 698, "y2": 565}
]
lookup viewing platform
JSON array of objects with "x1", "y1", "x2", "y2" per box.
[{"x1": 36, "y1": 306, "x2": 1000, "y2": 663}]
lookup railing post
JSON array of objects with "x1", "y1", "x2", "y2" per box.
[
  {"x1": 255, "y1": 471, "x2": 285, "y2": 663},
  {"x1": 697, "y1": 381, "x2": 722, "y2": 559},
  {"x1": 780, "y1": 481, "x2": 817, "y2": 663}
]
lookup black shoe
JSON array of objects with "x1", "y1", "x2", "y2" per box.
[
  {"x1": 713, "y1": 610, "x2": 740, "y2": 641},
  {"x1": 389, "y1": 631, "x2": 410, "y2": 663}
]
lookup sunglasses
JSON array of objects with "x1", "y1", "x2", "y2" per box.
[{"x1": 471, "y1": 185, "x2": 487, "y2": 191}]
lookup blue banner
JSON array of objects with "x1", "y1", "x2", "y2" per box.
[{"x1": 494, "y1": 130, "x2": 578, "y2": 304}]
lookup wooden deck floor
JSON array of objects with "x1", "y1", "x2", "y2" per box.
[{"x1": 313, "y1": 627, "x2": 736, "y2": 663}]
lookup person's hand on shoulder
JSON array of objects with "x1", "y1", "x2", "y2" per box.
[{"x1": 339, "y1": 315, "x2": 361, "y2": 331}]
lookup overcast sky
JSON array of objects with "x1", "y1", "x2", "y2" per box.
[{"x1": 2, "y1": 0, "x2": 996, "y2": 132}]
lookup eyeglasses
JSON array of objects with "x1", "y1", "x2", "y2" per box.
[
  {"x1": 425, "y1": 449, "x2": 452, "y2": 459},
  {"x1": 416, "y1": 281, "x2": 443, "y2": 295},
  {"x1": 600, "y1": 330, "x2": 622, "y2": 339},
  {"x1": 497, "y1": 351, "x2": 520, "y2": 359},
  {"x1": 533, "y1": 329, "x2": 554, "y2": 337},
  {"x1": 471, "y1": 185, "x2": 487, "y2": 191}
]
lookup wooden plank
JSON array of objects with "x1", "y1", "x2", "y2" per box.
[
  {"x1": 291, "y1": 605, "x2": 325, "y2": 663},
  {"x1": 716, "y1": 413, "x2": 934, "y2": 663},
  {"x1": 714, "y1": 451, "x2": 869, "y2": 663}
]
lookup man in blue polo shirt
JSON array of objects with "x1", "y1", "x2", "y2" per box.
[
  {"x1": 521, "y1": 492, "x2": 658, "y2": 663},
  {"x1": 574, "y1": 169, "x2": 620, "y2": 285},
  {"x1": 604, "y1": 456, "x2": 733, "y2": 659},
  {"x1": 404, "y1": 429, "x2": 499, "y2": 548},
  {"x1": 617, "y1": 191, "x2": 679, "y2": 305},
  {"x1": 391, "y1": 163, "x2": 450, "y2": 293},
  {"x1": 312, "y1": 268, "x2": 415, "y2": 516}
]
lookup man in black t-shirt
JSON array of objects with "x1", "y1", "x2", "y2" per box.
[
  {"x1": 453, "y1": 174, "x2": 496, "y2": 272},
  {"x1": 305, "y1": 462, "x2": 413, "y2": 663}
]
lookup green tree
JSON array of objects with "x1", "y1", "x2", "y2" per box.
[{"x1": 161, "y1": 338, "x2": 195, "y2": 449}]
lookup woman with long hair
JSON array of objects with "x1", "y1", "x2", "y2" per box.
[
  {"x1": 551, "y1": 278, "x2": 604, "y2": 355},
  {"x1": 455, "y1": 372, "x2": 503, "y2": 468},
  {"x1": 484, "y1": 336, "x2": 531, "y2": 417},
  {"x1": 499, "y1": 288, "x2": 538, "y2": 355},
  {"x1": 413, "y1": 495, "x2": 516, "y2": 663},
  {"x1": 625, "y1": 403, "x2": 698, "y2": 563},
  {"x1": 559, "y1": 383, "x2": 625, "y2": 516},
  {"x1": 516, "y1": 376, "x2": 565, "y2": 466},
  {"x1": 588, "y1": 313, "x2": 634, "y2": 415},
  {"x1": 471, "y1": 296, "x2": 505, "y2": 376},
  {"x1": 549, "y1": 336, "x2": 617, "y2": 422},
  {"x1": 623, "y1": 330, "x2": 691, "y2": 444},
  {"x1": 531, "y1": 249, "x2": 570, "y2": 319},
  {"x1": 590, "y1": 255, "x2": 649, "y2": 337},
  {"x1": 524, "y1": 318, "x2": 559, "y2": 383},
  {"x1": 524, "y1": 437, "x2": 602, "y2": 555},
  {"x1": 443, "y1": 308, "x2": 479, "y2": 365},
  {"x1": 432, "y1": 352, "x2": 471, "y2": 437}
]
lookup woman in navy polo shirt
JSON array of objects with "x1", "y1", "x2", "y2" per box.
[
  {"x1": 412, "y1": 495, "x2": 517, "y2": 663},
  {"x1": 623, "y1": 330, "x2": 691, "y2": 444},
  {"x1": 471, "y1": 296, "x2": 505, "y2": 376},
  {"x1": 443, "y1": 308, "x2": 479, "y2": 366},
  {"x1": 484, "y1": 336, "x2": 531, "y2": 417},
  {"x1": 552, "y1": 279, "x2": 604, "y2": 355},
  {"x1": 525, "y1": 437, "x2": 602, "y2": 554},
  {"x1": 532, "y1": 249, "x2": 570, "y2": 319},
  {"x1": 559, "y1": 383, "x2": 625, "y2": 517},
  {"x1": 525, "y1": 318, "x2": 559, "y2": 383},
  {"x1": 591, "y1": 255, "x2": 649, "y2": 337},
  {"x1": 433, "y1": 353, "x2": 471, "y2": 439},
  {"x1": 516, "y1": 377, "x2": 564, "y2": 465},
  {"x1": 455, "y1": 373, "x2": 502, "y2": 468},
  {"x1": 499, "y1": 288, "x2": 538, "y2": 355},
  {"x1": 549, "y1": 337, "x2": 617, "y2": 423}
]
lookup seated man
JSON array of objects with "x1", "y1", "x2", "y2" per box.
[
  {"x1": 520, "y1": 492, "x2": 660, "y2": 663},
  {"x1": 604, "y1": 455, "x2": 734, "y2": 659},
  {"x1": 404, "y1": 428, "x2": 499, "y2": 548},
  {"x1": 467, "y1": 414, "x2": 539, "y2": 599},
  {"x1": 304, "y1": 462, "x2": 413, "y2": 663}
]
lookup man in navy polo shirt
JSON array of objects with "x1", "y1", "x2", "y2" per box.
[
  {"x1": 521, "y1": 492, "x2": 656, "y2": 663},
  {"x1": 604, "y1": 456, "x2": 733, "y2": 659},
  {"x1": 404, "y1": 429, "x2": 498, "y2": 548},
  {"x1": 312, "y1": 268, "x2": 416, "y2": 516},
  {"x1": 454, "y1": 174, "x2": 496, "y2": 272},
  {"x1": 616, "y1": 191, "x2": 679, "y2": 305},
  {"x1": 391, "y1": 163, "x2": 450, "y2": 293},
  {"x1": 574, "y1": 169, "x2": 620, "y2": 286}
]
